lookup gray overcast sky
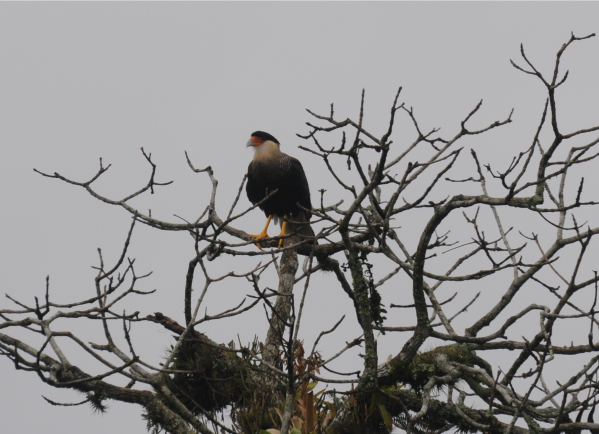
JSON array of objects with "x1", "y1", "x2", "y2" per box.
[{"x1": 1, "y1": 3, "x2": 599, "y2": 433}]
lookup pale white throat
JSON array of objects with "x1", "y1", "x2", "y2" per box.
[{"x1": 246, "y1": 139, "x2": 283, "y2": 162}]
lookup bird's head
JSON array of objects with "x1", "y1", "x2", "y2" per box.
[{"x1": 246, "y1": 131, "x2": 282, "y2": 160}]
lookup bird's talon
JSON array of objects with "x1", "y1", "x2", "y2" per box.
[
  {"x1": 276, "y1": 219, "x2": 288, "y2": 249},
  {"x1": 249, "y1": 233, "x2": 268, "y2": 250}
]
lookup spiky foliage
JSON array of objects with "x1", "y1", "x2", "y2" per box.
[{"x1": 169, "y1": 337, "x2": 250, "y2": 414}]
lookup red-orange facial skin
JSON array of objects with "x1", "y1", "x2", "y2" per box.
[
  {"x1": 248, "y1": 137, "x2": 283, "y2": 162},
  {"x1": 250, "y1": 136, "x2": 264, "y2": 146}
]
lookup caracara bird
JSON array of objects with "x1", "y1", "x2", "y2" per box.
[{"x1": 246, "y1": 131, "x2": 314, "y2": 248}]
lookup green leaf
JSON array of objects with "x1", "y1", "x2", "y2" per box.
[
  {"x1": 378, "y1": 403, "x2": 392, "y2": 431},
  {"x1": 381, "y1": 384, "x2": 403, "y2": 393}
]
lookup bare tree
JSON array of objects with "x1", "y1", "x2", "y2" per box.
[{"x1": 3, "y1": 33, "x2": 599, "y2": 434}]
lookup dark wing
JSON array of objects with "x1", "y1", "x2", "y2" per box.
[
  {"x1": 246, "y1": 161, "x2": 262, "y2": 206},
  {"x1": 287, "y1": 157, "x2": 312, "y2": 220}
]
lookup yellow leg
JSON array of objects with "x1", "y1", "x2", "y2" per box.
[
  {"x1": 277, "y1": 216, "x2": 288, "y2": 249},
  {"x1": 250, "y1": 215, "x2": 272, "y2": 249}
]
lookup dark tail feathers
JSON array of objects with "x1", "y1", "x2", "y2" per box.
[{"x1": 286, "y1": 212, "x2": 316, "y2": 243}]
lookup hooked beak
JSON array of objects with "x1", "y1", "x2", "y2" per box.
[{"x1": 246, "y1": 139, "x2": 255, "y2": 148}]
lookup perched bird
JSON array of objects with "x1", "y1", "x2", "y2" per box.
[{"x1": 246, "y1": 131, "x2": 314, "y2": 248}]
